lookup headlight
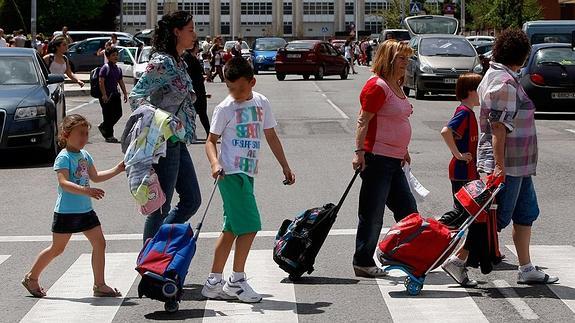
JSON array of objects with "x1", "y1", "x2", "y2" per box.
[
  {"x1": 14, "y1": 106, "x2": 46, "y2": 120},
  {"x1": 420, "y1": 64, "x2": 433, "y2": 73},
  {"x1": 473, "y1": 64, "x2": 483, "y2": 73}
]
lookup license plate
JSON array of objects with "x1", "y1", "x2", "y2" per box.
[
  {"x1": 268, "y1": 66, "x2": 275, "y2": 71},
  {"x1": 287, "y1": 54, "x2": 301, "y2": 59},
  {"x1": 551, "y1": 92, "x2": 575, "y2": 99},
  {"x1": 444, "y1": 78, "x2": 457, "y2": 84}
]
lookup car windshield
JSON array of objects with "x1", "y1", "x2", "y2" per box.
[
  {"x1": 255, "y1": 39, "x2": 286, "y2": 51},
  {"x1": 138, "y1": 47, "x2": 152, "y2": 63},
  {"x1": 535, "y1": 48, "x2": 575, "y2": 66},
  {"x1": 387, "y1": 31, "x2": 410, "y2": 41},
  {"x1": 531, "y1": 33, "x2": 573, "y2": 45},
  {"x1": 286, "y1": 42, "x2": 315, "y2": 50},
  {"x1": 420, "y1": 38, "x2": 476, "y2": 57},
  {"x1": 0, "y1": 57, "x2": 39, "y2": 85},
  {"x1": 225, "y1": 41, "x2": 249, "y2": 50},
  {"x1": 405, "y1": 16, "x2": 458, "y2": 35}
]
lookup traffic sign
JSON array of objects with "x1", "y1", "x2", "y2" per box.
[
  {"x1": 410, "y1": 2, "x2": 420, "y2": 14},
  {"x1": 321, "y1": 27, "x2": 329, "y2": 33}
]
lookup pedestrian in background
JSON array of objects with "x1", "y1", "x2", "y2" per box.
[
  {"x1": 98, "y1": 47, "x2": 128, "y2": 143},
  {"x1": 14, "y1": 29, "x2": 26, "y2": 47},
  {"x1": 344, "y1": 38, "x2": 357, "y2": 74},
  {"x1": 61, "y1": 26, "x2": 73, "y2": 44},
  {"x1": 0, "y1": 28, "x2": 6, "y2": 47},
  {"x1": 352, "y1": 39, "x2": 417, "y2": 278},
  {"x1": 476, "y1": 28, "x2": 558, "y2": 284},
  {"x1": 210, "y1": 43, "x2": 225, "y2": 82},
  {"x1": 43, "y1": 36, "x2": 84, "y2": 87},
  {"x1": 129, "y1": 11, "x2": 202, "y2": 241},
  {"x1": 22, "y1": 114, "x2": 125, "y2": 298},
  {"x1": 97, "y1": 33, "x2": 119, "y2": 64},
  {"x1": 183, "y1": 40, "x2": 211, "y2": 140}
]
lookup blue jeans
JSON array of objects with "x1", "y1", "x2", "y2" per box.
[
  {"x1": 353, "y1": 153, "x2": 418, "y2": 267},
  {"x1": 496, "y1": 175, "x2": 539, "y2": 230},
  {"x1": 143, "y1": 141, "x2": 202, "y2": 241}
]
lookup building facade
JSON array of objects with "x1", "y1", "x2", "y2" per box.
[{"x1": 121, "y1": 0, "x2": 441, "y2": 39}]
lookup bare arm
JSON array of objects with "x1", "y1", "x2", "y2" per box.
[
  {"x1": 352, "y1": 109, "x2": 375, "y2": 171},
  {"x1": 119, "y1": 79, "x2": 128, "y2": 103},
  {"x1": 264, "y1": 128, "x2": 295, "y2": 184},
  {"x1": 87, "y1": 161, "x2": 125, "y2": 183},
  {"x1": 491, "y1": 122, "x2": 507, "y2": 177},
  {"x1": 56, "y1": 170, "x2": 105, "y2": 200},
  {"x1": 441, "y1": 126, "x2": 472, "y2": 163},
  {"x1": 99, "y1": 77, "x2": 108, "y2": 102},
  {"x1": 205, "y1": 133, "x2": 222, "y2": 178},
  {"x1": 65, "y1": 61, "x2": 83, "y2": 87}
]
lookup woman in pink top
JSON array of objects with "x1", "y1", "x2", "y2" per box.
[{"x1": 351, "y1": 40, "x2": 418, "y2": 278}]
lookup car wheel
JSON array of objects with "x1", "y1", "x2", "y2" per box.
[
  {"x1": 315, "y1": 66, "x2": 324, "y2": 80},
  {"x1": 340, "y1": 66, "x2": 349, "y2": 80},
  {"x1": 303, "y1": 74, "x2": 310, "y2": 80},
  {"x1": 414, "y1": 77, "x2": 425, "y2": 100},
  {"x1": 403, "y1": 86, "x2": 410, "y2": 97},
  {"x1": 276, "y1": 73, "x2": 286, "y2": 81}
]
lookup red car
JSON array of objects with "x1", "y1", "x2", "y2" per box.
[{"x1": 274, "y1": 40, "x2": 349, "y2": 81}]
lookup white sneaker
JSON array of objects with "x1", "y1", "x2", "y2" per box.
[
  {"x1": 222, "y1": 277, "x2": 262, "y2": 303},
  {"x1": 517, "y1": 266, "x2": 559, "y2": 284},
  {"x1": 441, "y1": 259, "x2": 478, "y2": 287},
  {"x1": 201, "y1": 278, "x2": 237, "y2": 300},
  {"x1": 353, "y1": 265, "x2": 388, "y2": 278}
]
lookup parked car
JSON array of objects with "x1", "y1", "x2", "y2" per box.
[
  {"x1": 519, "y1": 43, "x2": 575, "y2": 113},
  {"x1": 479, "y1": 50, "x2": 493, "y2": 74},
  {"x1": 52, "y1": 30, "x2": 134, "y2": 43},
  {"x1": 523, "y1": 20, "x2": 575, "y2": 45},
  {"x1": 274, "y1": 40, "x2": 349, "y2": 81},
  {"x1": 330, "y1": 39, "x2": 347, "y2": 54},
  {"x1": 403, "y1": 35, "x2": 482, "y2": 99},
  {"x1": 466, "y1": 35, "x2": 495, "y2": 47},
  {"x1": 134, "y1": 46, "x2": 153, "y2": 84},
  {"x1": 67, "y1": 37, "x2": 140, "y2": 72},
  {"x1": 0, "y1": 48, "x2": 66, "y2": 160},
  {"x1": 379, "y1": 29, "x2": 411, "y2": 42},
  {"x1": 116, "y1": 46, "x2": 137, "y2": 79},
  {"x1": 224, "y1": 40, "x2": 252, "y2": 64},
  {"x1": 251, "y1": 37, "x2": 287, "y2": 74},
  {"x1": 474, "y1": 43, "x2": 494, "y2": 55},
  {"x1": 402, "y1": 15, "x2": 459, "y2": 36},
  {"x1": 134, "y1": 29, "x2": 154, "y2": 46}
]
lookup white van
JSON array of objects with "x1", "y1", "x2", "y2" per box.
[{"x1": 522, "y1": 20, "x2": 575, "y2": 45}]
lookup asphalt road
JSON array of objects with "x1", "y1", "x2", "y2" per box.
[{"x1": 1, "y1": 66, "x2": 574, "y2": 322}]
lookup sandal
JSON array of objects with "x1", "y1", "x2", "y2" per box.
[
  {"x1": 22, "y1": 274, "x2": 46, "y2": 298},
  {"x1": 93, "y1": 284, "x2": 122, "y2": 297}
]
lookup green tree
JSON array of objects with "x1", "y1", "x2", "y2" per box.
[
  {"x1": 374, "y1": 0, "x2": 418, "y2": 29},
  {"x1": 467, "y1": 0, "x2": 542, "y2": 31}
]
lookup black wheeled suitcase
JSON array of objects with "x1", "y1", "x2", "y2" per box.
[{"x1": 273, "y1": 171, "x2": 359, "y2": 280}]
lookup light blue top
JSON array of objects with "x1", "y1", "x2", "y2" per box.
[
  {"x1": 129, "y1": 52, "x2": 197, "y2": 143},
  {"x1": 53, "y1": 149, "x2": 94, "y2": 214}
]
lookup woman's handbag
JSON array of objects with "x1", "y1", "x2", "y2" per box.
[{"x1": 140, "y1": 169, "x2": 166, "y2": 215}]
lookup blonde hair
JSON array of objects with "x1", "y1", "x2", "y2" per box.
[
  {"x1": 371, "y1": 40, "x2": 413, "y2": 85},
  {"x1": 58, "y1": 114, "x2": 91, "y2": 148}
]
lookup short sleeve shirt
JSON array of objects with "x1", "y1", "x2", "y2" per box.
[
  {"x1": 210, "y1": 91, "x2": 277, "y2": 177},
  {"x1": 99, "y1": 63, "x2": 123, "y2": 95},
  {"x1": 360, "y1": 76, "x2": 413, "y2": 159},
  {"x1": 53, "y1": 149, "x2": 94, "y2": 214},
  {"x1": 476, "y1": 62, "x2": 538, "y2": 177},
  {"x1": 447, "y1": 105, "x2": 479, "y2": 181}
]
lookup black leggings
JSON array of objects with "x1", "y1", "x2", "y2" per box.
[{"x1": 195, "y1": 95, "x2": 210, "y2": 138}]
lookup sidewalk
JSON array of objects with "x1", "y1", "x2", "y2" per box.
[{"x1": 64, "y1": 73, "x2": 134, "y2": 97}]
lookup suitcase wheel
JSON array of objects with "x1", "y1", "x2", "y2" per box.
[
  {"x1": 404, "y1": 276, "x2": 423, "y2": 296},
  {"x1": 162, "y1": 281, "x2": 178, "y2": 298},
  {"x1": 164, "y1": 300, "x2": 179, "y2": 313}
]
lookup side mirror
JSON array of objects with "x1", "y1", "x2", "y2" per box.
[{"x1": 47, "y1": 74, "x2": 65, "y2": 84}]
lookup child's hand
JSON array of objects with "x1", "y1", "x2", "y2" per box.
[
  {"x1": 117, "y1": 161, "x2": 126, "y2": 172},
  {"x1": 456, "y1": 152, "x2": 473, "y2": 163},
  {"x1": 86, "y1": 187, "x2": 105, "y2": 200},
  {"x1": 211, "y1": 164, "x2": 223, "y2": 179},
  {"x1": 282, "y1": 167, "x2": 295, "y2": 185}
]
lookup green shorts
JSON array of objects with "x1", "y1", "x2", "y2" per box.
[{"x1": 218, "y1": 173, "x2": 261, "y2": 236}]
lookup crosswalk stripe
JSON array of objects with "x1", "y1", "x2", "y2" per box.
[
  {"x1": 203, "y1": 249, "x2": 298, "y2": 322},
  {"x1": 20, "y1": 253, "x2": 138, "y2": 323},
  {"x1": 377, "y1": 268, "x2": 488, "y2": 322},
  {"x1": 507, "y1": 245, "x2": 575, "y2": 314},
  {"x1": 492, "y1": 279, "x2": 539, "y2": 320},
  {"x1": 0, "y1": 255, "x2": 10, "y2": 265}
]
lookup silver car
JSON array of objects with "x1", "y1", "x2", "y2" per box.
[{"x1": 403, "y1": 35, "x2": 483, "y2": 99}]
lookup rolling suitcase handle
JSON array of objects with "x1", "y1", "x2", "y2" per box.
[{"x1": 192, "y1": 171, "x2": 223, "y2": 241}]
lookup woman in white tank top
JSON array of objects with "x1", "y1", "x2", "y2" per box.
[{"x1": 43, "y1": 36, "x2": 84, "y2": 87}]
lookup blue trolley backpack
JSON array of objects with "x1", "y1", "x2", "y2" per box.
[
  {"x1": 136, "y1": 175, "x2": 220, "y2": 313},
  {"x1": 273, "y1": 170, "x2": 359, "y2": 280}
]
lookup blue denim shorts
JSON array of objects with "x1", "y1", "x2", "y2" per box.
[{"x1": 496, "y1": 176, "x2": 540, "y2": 230}]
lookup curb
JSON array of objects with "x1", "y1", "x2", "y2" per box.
[{"x1": 65, "y1": 89, "x2": 91, "y2": 97}]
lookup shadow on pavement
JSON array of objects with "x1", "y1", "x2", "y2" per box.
[
  {"x1": 0, "y1": 148, "x2": 52, "y2": 169},
  {"x1": 38, "y1": 296, "x2": 139, "y2": 306},
  {"x1": 535, "y1": 113, "x2": 575, "y2": 120},
  {"x1": 281, "y1": 276, "x2": 360, "y2": 285},
  {"x1": 145, "y1": 309, "x2": 216, "y2": 320}
]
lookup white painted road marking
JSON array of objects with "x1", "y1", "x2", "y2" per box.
[
  {"x1": 377, "y1": 268, "x2": 488, "y2": 322},
  {"x1": 20, "y1": 253, "x2": 138, "y2": 323},
  {"x1": 566, "y1": 129, "x2": 575, "y2": 134},
  {"x1": 312, "y1": 81, "x2": 350, "y2": 120},
  {"x1": 203, "y1": 249, "x2": 298, "y2": 322},
  {"x1": 0, "y1": 228, "x2": 389, "y2": 243},
  {"x1": 492, "y1": 279, "x2": 539, "y2": 320},
  {"x1": 67, "y1": 98, "x2": 99, "y2": 113},
  {"x1": 507, "y1": 245, "x2": 575, "y2": 315},
  {"x1": 0, "y1": 255, "x2": 10, "y2": 265}
]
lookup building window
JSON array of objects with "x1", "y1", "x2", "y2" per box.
[
  {"x1": 304, "y1": 2, "x2": 335, "y2": 15},
  {"x1": 241, "y1": 2, "x2": 272, "y2": 15},
  {"x1": 123, "y1": 2, "x2": 147, "y2": 15},
  {"x1": 283, "y1": 22, "x2": 292, "y2": 35},
  {"x1": 365, "y1": 21, "x2": 383, "y2": 34},
  {"x1": 221, "y1": 2, "x2": 230, "y2": 15},
  {"x1": 178, "y1": 2, "x2": 210, "y2": 15},
  {"x1": 345, "y1": 2, "x2": 354, "y2": 15},
  {"x1": 283, "y1": 2, "x2": 292, "y2": 15},
  {"x1": 221, "y1": 22, "x2": 230, "y2": 34},
  {"x1": 366, "y1": 1, "x2": 386, "y2": 15},
  {"x1": 157, "y1": 3, "x2": 163, "y2": 16}
]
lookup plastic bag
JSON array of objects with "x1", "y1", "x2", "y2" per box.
[{"x1": 403, "y1": 163, "x2": 430, "y2": 202}]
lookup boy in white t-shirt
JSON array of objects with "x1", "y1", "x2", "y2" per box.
[{"x1": 202, "y1": 57, "x2": 296, "y2": 303}]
